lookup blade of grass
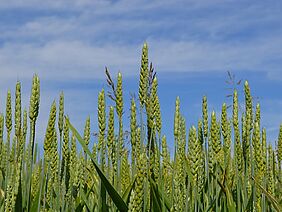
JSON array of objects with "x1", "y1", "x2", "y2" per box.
[{"x1": 66, "y1": 117, "x2": 128, "y2": 212}]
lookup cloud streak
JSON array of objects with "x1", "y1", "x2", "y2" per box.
[{"x1": 0, "y1": 0, "x2": 281, "y2": 81}]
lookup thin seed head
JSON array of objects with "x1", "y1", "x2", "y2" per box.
[
  {"x1": 130, "y1": 99, "x2": 137, "y2": 160},
  {"x1": 83, "y1": 116, "x2": 90, "y2": 146},
  {"x1": 107, "y1": 106, "x2": 115, "y2": 161},
  {"x1": 174, "y1": 97, "x2": 180, "y2": 137},
  {"x1": 155, "y1": 96, "x2": 162, "y2": 134},
  {"x1": 277, "y1": 124, "x2": 282, "y2": 164},
  {"x1": 232, "y1": 90, "x2": 238, "y2": 128},
  {"x1": 255, "y1": 103, "x2": 260, "y2": 129},
  {"x1": 116, "y1": 72, "x2": 123, "y2": 118},
  {"x1": 29, "y1": 74, "x2": 40, "y2": 123},
  {"x1": 261, "y1": 128, "x2": 267, "y2": 174},
  {"x1": 267, "y1": 144, "x2": 274, "y2": 195},
  {"x1": 0, "y1": 114, "x2": 4, "y2": 142},
  {"x1": 43, "y1": 101, "x2": 57, "y2": 160},
  {"x1": 15, "y1": 81, "x2": 22, "y2": 138},
  {"x1": 197, "y1": 119, "x2": 204, "y2": 146},
  {"x1": 58, "y1": 92, "x2": 64, "y2": 134},
  {"x1": 63, "y1": 116, "x2": 70, "y2": 160},
  {"x1": 138, "y1": 42, "x2": 149, "y2": 106},
  {"x1": 98, "y1": 89, "x2": 106, "y2": 167},
  {"x1": 6, "y1": 90, "x2": 12, "y2": 134},
  {"x1": 23, "y1": 109, "x2": 27, "y2": 137},
  {"x1": 202, "y1": 96, "x2": 208, "y2": 138}
]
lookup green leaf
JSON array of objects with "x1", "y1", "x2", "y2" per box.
[
  {"x1": 245, "y1": 189, "x2": 254, "y2": 212},
  {"x1": 31, "y1": 161, "x2": 45, "y2": 212},
  {"x1": 15, "y1": 174, "x2": 23, "y2": 211},
  {"x1": 151, "y1": 184, "x2": 162, "y2": 212},
  {"x1": 122, "y1": 176, "x2": 136, "y2": 205},
  {"x1": 66, "y1": 117, "x2": 128, "y2": 212},
  {"x1": 252, "y1": 176, "x2": 282, "y2": 212},
  {"x1": 80, "y1": 186, "x2": 92, "y2": 211},
  {"x1": 149, "y1": 178, "x2": 172, "y2": 211},
  {"x1": 75, "y1": 203, "x2": 84, "y2": 212}
]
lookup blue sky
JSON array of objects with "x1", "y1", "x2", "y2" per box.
[{"x1": 0, "y1": 0, "x2": 281, "y2": 153}]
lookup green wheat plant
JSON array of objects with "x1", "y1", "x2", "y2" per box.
[{"x1": 0, "y1": 43, "x2": 281, "y2": 212}]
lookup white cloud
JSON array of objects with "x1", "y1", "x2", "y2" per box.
[
  {"x1": 0, "y1": 0, "x2": 280, "y2": 81},
  {"x1": 0, "y1": 0, "x2": 109, "y2": 10},
  {"x1": 1, "y1": 34, "x2": 281, "y2": 82}
]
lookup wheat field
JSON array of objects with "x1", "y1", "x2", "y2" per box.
[{"x1": 0, "y1": 43, "x2": 281, "y2": 211}]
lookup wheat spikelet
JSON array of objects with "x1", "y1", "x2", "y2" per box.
[
  {"x1": 211, "y1": 111, "x2": 221, "y2": 162},
  {"x1": 233, "y1": 90, "x2": 243, "y2": 175},
  {"x1": 189, "y1": 126, "x2": 200, "y2": 187},
  {"x1": 0, "y1": 114, "x2": 4, "y2": 163},
  {"x1": 278, "y1": 124, "x2": 282, "y2": 167},
  {"x1": 136, "y1": 127, "x2": 141, "y2": 161},
  {"x1": 138, "y1": 42, "x2": 149, "y2": 107},
  {"x1": 62, "y1": 116, "x2": 70, "y2": 164},
  {"x1": 261, "y1": 128, "x2": 267, "y2": 175},
  {"x1": 155, "y1": 96, "x2": 162, "y2": 134},
  {"x1": 202, "y1": 96, "x2": 208, "y2": 138},
  {"x1": 98, "y1": 89, "x2": 106, "y2": 169},
  {"x1": 31, "y1": 165, "x2": 41, "y2": 201},
  {"x1": 267, "y1": 144, "x2": 275, "y2": 196},
  {"x1": 197, "y1": 119, "x2": 204, "y2": 146},
  {"x1": 253, "y1": 121, "x2": 263, "y2": 212},
  {"x1": 116, "y1": 72, "x2": 124, "y2": 118},
  {"x1": 173, "y1": 116, "x2": 186, "y2": 210},
  {"x1": 130, "y1": 99, "x2": 137, "y2": 163},
  {"x1": 5, "y1": 90, "x2": 12, "y2": 144},
  {"x1": 58, "y1": 92, "x2": 64, "y2": 135},
  {"x1": 43, "y1": 101, "x2": 57, "y2": 162},
  {"x1": 121, "y1": 151, "x2": 131, "y2": 193},
  {"x1": 161, "y1": 136, "x2": 171, "y2": 194},
  {"x1": 255, "y1": 103, "x2": 261, "y2": 129},
  {"x1": 29, "y1": 74, "x2": 40, "y2": 123},
  {"x1": 174, "y1": 97, "x2": 180, "y2": 137},
  {"x1": 84, "y1": 116, "x2": 90, "y2": 147},
  {"x1": 22, "y1": 109, "x2": 27, "y2": 152},
  {"x1": 243, "y1": 81, "x2": 253, "y2": 174},
  {"x1": 128, "y1": 153, "x2": 146, "y2": 212},
  {"x1": 107, "y1": 106, "x2": 115, "y2": 163},
  {"x1": 28, "y1": 74, "x2": 40, "y2": 165}
]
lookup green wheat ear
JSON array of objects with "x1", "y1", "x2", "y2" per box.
[
  {"x1": 29, "y1": 74, "x2": 40, "y2": 123},
  {"x1": 116, "y1": 72, "x2": 124, "y2": 119},
  {"x1": 84, "y1": 116, "x2": 90, "y2": 147},
  {"x1": 139, "y1": 42, "x2": 149, "y2": 107},
  {"x1": 130, "y1": 98, "x2": 137, "y2": 164},
  {"x1": 278, "y1": 124, "x2": 282, "y2": 166},
  {"x1": 6, "y1": 90, "x2": 12, "y2": 143},
  {"x1": 15, "y1": 81, "x2": 22, "y2": 140},
  {"x1": 107, "y1": 106, "x2": 115, "y2": 162},
  {"x1": 98, "y1": 89, "x2": 106, "y2": 168},
  {"x1": 189, "y1": 125, "x2": 200, "y2": 187},
  {"x1": 58, "y1": 92, "x2": 64, "y2": 134},
  {"x1": 174, "y1": 96, "x2": 180, "y2": 137},
  {"x1": 0, "y1": 114, "x2": 4, "y2": 155},
  {"x1": 128, "y1": 153, "x2": 146, "y2": 212},
  {"x1": 253, "y1": 121, "x2": 263, "y2": 212},
  {"x1": 202, "y1": 96, "x2": 208, "y2": 138},
  {"x1": 267, "y1": 144, "x2": 274, "y2": 195},
  {"x1": 43, "y1": 101, "x2": 57, "y2": 161},
  {"x1": 233, "y1": 89, "x2": 242, "y2": 174}
]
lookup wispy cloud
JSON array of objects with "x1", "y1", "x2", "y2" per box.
[{"x1": 0, "y1": 0, "x2": 281, "y2": 81}]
